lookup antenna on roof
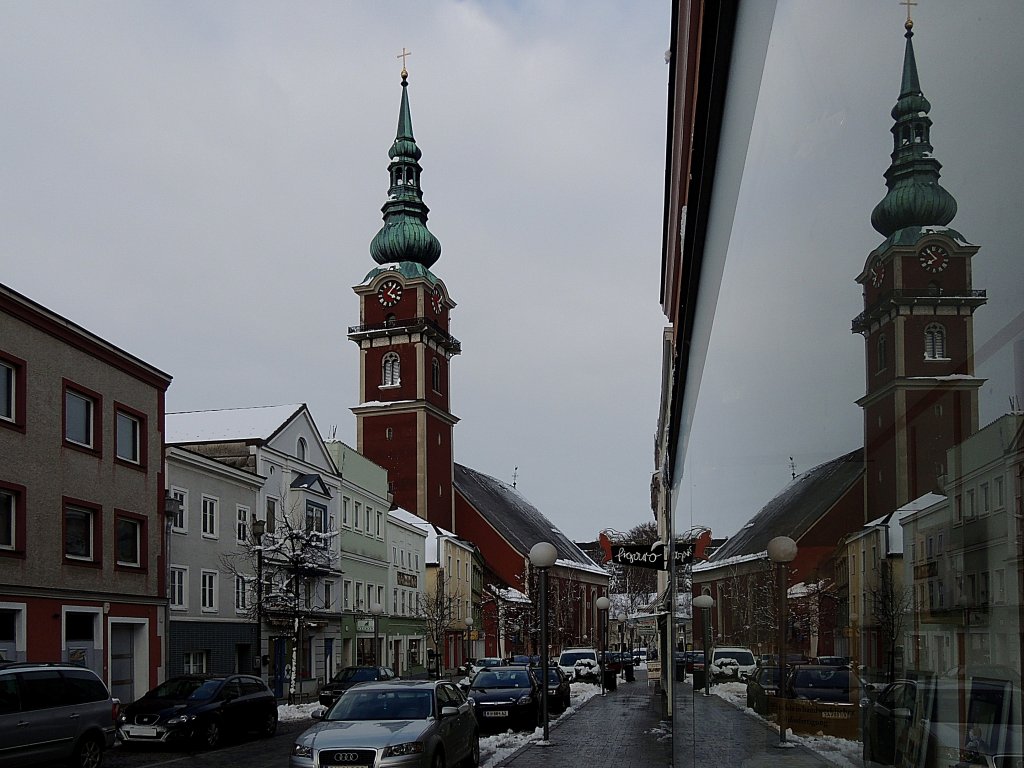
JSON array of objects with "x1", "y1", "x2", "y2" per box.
[
  {"x1": 330, "y1": 424, "x2": 337, "y2": 440},
  {"x1": 512, "y1": 466, "x2": 518, "y2": 488},
  {"x1": 789, "y1": 456, "x2": 797, "y2": 480}
]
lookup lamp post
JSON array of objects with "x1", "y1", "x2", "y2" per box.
[
  {"x1": 163, "y1": 493, "x2": 181, "y2": 678},
  {"x1": 692, "y1": 594, "x2": 714, "y2": 696},
  {"x1": 767, "y1": 535, "x2": 798, "y2": 748},
  {"x1": 528, "y1": 541, "x2": 557, "y2": 742},
  {"x1": 251, "y1": 517, "x2": 266, "y2": 679},
  {"x1": 595, "y1": 595, "x2": 610, "y2": 695},
  {"x1": 370, "y1": 602, "x2": 383, "y2": 666},
  {"x1": 463, "y1": 615, "x2": 474, "y2": 671}
]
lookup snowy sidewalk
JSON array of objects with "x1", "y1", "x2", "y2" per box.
[{"x1": 497, "y1": 671, "x2": 671, "y2": 768}]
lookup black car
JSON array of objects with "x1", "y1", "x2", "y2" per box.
[
  {"x1": 467, "y1": 666, "x2": 541, "y2": 731},
  {"x1": 784, "y1": 664, "x2": 871, "y2": 704},
  {"x1": 118, "y1": 674, "x2": 277, "y2": 749},
  {"x1": 745, "y1": 666, "x2": 782, "y2": 715},
  {"x1": 529, "y1": 665, "x2": 571, "y2": 712},
  {"x1": 863, "y1": 679, "x2": 918, "y2": 768},
  {"x1": 317, "y1": 666, "x2": 396, "y2": 708}
]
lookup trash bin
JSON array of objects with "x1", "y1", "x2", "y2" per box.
[
  {"x1": 603, "y1": 669, "x2": 617, "y2": 691},
  {"x1": 624, "y1": 664, "x2": 635, "y2": 682},
  {"x1": 692, "y1": 668, "x2": 706, "y2": 690}
]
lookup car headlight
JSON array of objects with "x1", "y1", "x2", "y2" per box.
[
  {"x1": 517, "y1": 695, "x2": 533, "y2": 706},
  {"x1": 166, "y1": 715, "x2": 194, "y2": 725},
  {"x1": 292, "y1": 744, "x2": 313, "y2": 758},
  {"x1": 383, "y1": 742, "x2": 424, "y2": 757}
]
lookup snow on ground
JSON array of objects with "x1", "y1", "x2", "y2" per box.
[
  {"x1": 273, "y1": 681, "x2": 604, "y2": 767},
  {"x1": 707, "y1": 679, "x2": 862, "y2": 768}
]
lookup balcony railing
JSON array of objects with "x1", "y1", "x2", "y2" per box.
[
  {"x1": 348, "y1": 316, "x2": 462, "y2": 353},
  {"x1": 852, "y1": 289, "x2": 987, "y2": 332}
]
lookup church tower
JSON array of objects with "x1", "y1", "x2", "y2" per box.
[
  {"x1": 853, "y1": 17, "x2": 986, "y2": 521},
  {"x1": 349, "y1": 66, "x2": 460, "y2": 529}
]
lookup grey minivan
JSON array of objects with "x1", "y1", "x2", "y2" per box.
[{"x1": 0, "y1": 662, "x2": 119, "y2": 768}]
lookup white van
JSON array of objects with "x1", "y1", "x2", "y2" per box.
[
  {"x1": 709, "y1": 646, "x2": 757, "y2": 681},
  {"x1": 557, "y1": 648, "x2": 599, "y2": 682}
]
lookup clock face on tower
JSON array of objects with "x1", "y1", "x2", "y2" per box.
[
  {"x1": 919, "y1": 244, "x2": 950, "y2": 273},
  {"x1": 869, "y1": 259, "x2": 885, "y2": 288},
  {"x1": 430, "y1": 286, "x2": 444, "y2": 314},
  {"x1": 377, "y1": 280, "x2": 403, "y2": 307}
]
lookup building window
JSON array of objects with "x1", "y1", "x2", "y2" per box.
[
  {"x1": 114, "y1": 407, "x2": 144, "y2": 466},
  {"x1": 354, "y1": 501, "x2": 361, "y2": 530},
  {"x1": 343, "y1": 580, "x2": 352, "y2": 610},
  {"x1": 393, "y1": 546, "x2": 398, "y2": 564},
  {"x1": 324, "y1": 581, "x2": 334, "y2": 610},
  {"x1": 342, "y1": 496, "x2": 350, "y2": 526},
  {"x1": 306, "y1": 501, "x2": 326, "y2": 534},
  {"x1": 235, "y1": 575, "x2": 248, "y2": 611},
  {"x1": 365, "y1": 507, "x2": 373, "y2": 533},
  {"x1": 377, "y1": 585, "x2": 384, "y2": 610},
  {"x1": 376, "y1": 511, "x2": 382, "y2": 537},
  {"x1": 924, "y1": 323, "x2": 946, "y2": 360},
  {"x1": 980, "y1": 483, "x2": 990, "y2": 513},
  {"x1": 115, "y1": 514, "x2": 144, "y2": 568},
  {"x1": 966, "y1": 488, "x2": 976, "y2": 518},
  {"x1": 202, "y1": 496, "x2": 219, "y2": 538},
  {"x1": 0, "y1": 483, "x2": 26, "y2": 555},
  {"x1": 432, "y1": 358, "x2": 441, "y2": 392},
  {"x1": 382, "y1": 352, "x2": 400, "y2": 387},
  {"x1": 0, "y1": 353, "x2": 26, "y2": 430},
  {"x1": 183, "y1": 651, "x2": 207, "y2": 674},
  {"x1": 64, "y1": 383, "x2": 101, "y2": 452},
  {"x1": 355, "y1": 581, "x2": 363, "y2": 609},
  {"x1": 64, "y1": 501, "x2": 100, "y2": 564},
  {"x1": 266, "y1": 497, "x2": 277, "y2": 533},
  {"x1": 170, "y1": 566, "x2": 187, "y2": 609},
  {"x1": 235, "y1": 506, "x2": 249, "y2": 543},
  {"x1": 170, "y1": 488, "x2": 187, "y2": 532},
  {"x1": 877, "y1": 334, "x2": 887, "y2": 371},
  {"x1": 296, "y1": 437, "x2": 307, "y2": 460},
  {"x1": 201, "y1": 570, "x2": 218, "y2": 612},
  {"x1": 994, "y1": 477, "x2": 1004, "y2": 508}
]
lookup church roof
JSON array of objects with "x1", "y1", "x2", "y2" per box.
[
  {"x1": 453, "y1": 463, "x2": 606, "y2": 576},
  {"x1": 707, "y1": 448, "x2": 864, "y2": 563}
]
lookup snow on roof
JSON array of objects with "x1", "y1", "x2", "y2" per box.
[
  {"x1": 166, "y1": 404, "x2": 304, "y2": 444},
  {"x1": 693, "y1": 550, "x2": 767, "y2": 572},
  {"x1": 489, "y1": 584, "x2": 530, "y2": 604},
  {"x1": 388, "y1": 508, "x2": 428, "y2": 536}
]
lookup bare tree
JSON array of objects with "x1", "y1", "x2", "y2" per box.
[
  {"x1": 417, "y1": 569, "x2": 463, "y2": 676},
  {"x1": 869, "y1": 559, "x2": 913, "y2": 683}
]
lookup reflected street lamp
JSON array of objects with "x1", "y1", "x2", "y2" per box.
[
  {"x1": 370, "y1": 602, "x2": 383, "y2": 666},
  {"x1": 596, "y1": 596, "x2": 610, "y2": 695},
  {"x1": 767, "y1": 536, "x2": 798, "y2": 748},
  {"x1": 529, "y1": 541, "x2": 557, "y2": 742},
  {"x1": 463, "y1": 615, "x2": 474, "y2": 670},
  {"x1": 692, "y1": 594, "x2": 714, "y2": 696},
  {"x1": 251, "y1": 517, "x2": 266, "y2": 678}
]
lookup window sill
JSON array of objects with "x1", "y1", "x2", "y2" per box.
[
  {"x1": 923, "y1": 357, "x2": 952, "y2": 363},
  {"x1": 201, "y1": 533, "x2": 219, "y2": 540},
  {"x1": 0, "y1": 418, "x2": 25, "y2": 434},
  {"x1": 0, "y1": 548, "x2": 25, "y2": 559},
  {"x1": 114, "y1": 457, "x2": 147, "y2": 472},
  {"x1": 378, "y1": 384, "x2": 401, "y2": 390},
  {"x1": 114, "y1": 562, "x2": 147, "y2": 573},
  {"x1": 63, "y1": 440, "x2": 102, "y2": 458},
  {"x1": 64, "y1": 556, "x2": 102, "y2": 569}
]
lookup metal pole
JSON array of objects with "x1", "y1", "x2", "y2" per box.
[
  {"x1": 374, "y1": 614, "x2": 379, "y2": 665},
  {"x1": 778, "y1": 562, "x2": 788, "y2": 745},
  {"x1": 702, "y1": 607, "x2": 711, "y2": 696},
  {"x1": 256, "y1": 545, "x2": 263, "y2": 678},
  {"x1": 540, "y1": 567, "x2": 550, "y2": 741}
]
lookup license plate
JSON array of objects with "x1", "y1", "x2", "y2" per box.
[
  {"x1": 483, "y1": 710, "x2": 509, "y2": 718},
  {"x1": 127, "y1": 726, "x2": 157, "y2": 737}
]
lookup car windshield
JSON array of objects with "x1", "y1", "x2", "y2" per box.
[
  {"x1": 758, "y1": 668, "x2": 782, "y2": 685},
  {"x1": 559, "y1": 652, "x2": 595, "y2": 666},
  {"x1": 792, "y1": 669, "x2": 851, "y2": 691},
  {"x1": 472, "y1": 670, "x2": 532, "y2": 689},
  {"x1": 714, "y1": 651, "x2": 755, "y2": 666},
  {"x1": 333, "y1": 667, "x2": 378, "y2": 683},
  {"x1": 328, "y1": 690, "x2": 433, "y2": 721},
  {"x1": 149, "y1": 677, "x2": 222, "y2": 700},
  {"x1": 530, "y1": 668, "x2": 562, "y2": 684}
]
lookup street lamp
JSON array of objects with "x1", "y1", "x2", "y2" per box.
[
  {"x1": 767, "y1": 535, "x2": 798, "y2": 748},
  {"x1": 463, "y1": 615, "x2": 474, "y2": 671},
  {"x1": 251, "y1": 517, "x2": 266, "y2": 678},
  {"x1": 528, "y1": 541, "x2": 557, "y2": 742},
  {"x1": 595, "y1": 595, "x2": 610, "y2": 695},
  {"x1": 163, "y1": 493, "x2": 181, "y2": 678},
  {"x1": 692, "y1": 594, "x2": 714, "y2": 696},
  {"x1": 370, "y1": 602, "x2": 383, "y2": 666}
]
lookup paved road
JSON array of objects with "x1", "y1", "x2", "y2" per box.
[{"x1": 104, "y1": 718, "x2": 308, "y2": 768}]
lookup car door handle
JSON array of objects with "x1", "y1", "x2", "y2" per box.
[
  {"x1": 17, "y1": 720, "x2": 30, "y2": 727},
  {"x1": 69, "y1": 713, "x2": 80, "y2": 719}
]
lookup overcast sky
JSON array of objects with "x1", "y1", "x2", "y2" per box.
[{"x1": 3, "y1": 2, "x2": 1020, "y2": 544}]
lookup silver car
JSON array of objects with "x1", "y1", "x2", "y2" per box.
[{"x1": 291, "y1": 679, "x2": 479, "y2": 768}]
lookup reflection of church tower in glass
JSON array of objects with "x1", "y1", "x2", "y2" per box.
[
  {"x1": 349, "y1": 67, "x2": 460, "y2": 529},
  {"x1": 853, "y1": 16, "x2": 986, "y2": 522}
]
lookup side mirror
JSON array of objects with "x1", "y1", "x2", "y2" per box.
[
  {"x1": 311, "y1": 707, "x2": 328, "y2": 720},
  {"x1": 892, "y1": 707, "x2": 912, "y2": 720},
  {"x1": 440, "y1": 706, "x2": 459, "y2": 718}
]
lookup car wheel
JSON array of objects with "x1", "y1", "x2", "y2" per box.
[
  {"x1": 73, "y1": 733, "x2": 104, "y2": 768},
  {"x1": 260, "y1": 709, "x2": 278, "y2": 738},
  {"x1": 462, "y1": 733, "x2": 480, "y2": 768},
  {"x1": 198, "y1": 718, "x2": 221, "y2": 749},
  {"x1": 432, "y1": 748, "x2": 446, "y2": 768}
]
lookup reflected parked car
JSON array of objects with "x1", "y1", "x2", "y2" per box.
[
  {"x1": 118, "y1": 674, "x2": 277, "y2": 749},
  {"x1": 467, "y1": 666, "x2": 541, "y2": 731},
  {"x1": 863, "y1": 679, "x2": 918, "y2": 768},
  {"x1": 291, "y1": 680, "x2": 478, "y2": 768},
  {"x1": 318, "y1": 666, "x2": 395, "y2": 709},
  {"x1": 529, "y1": 665, "x2": 571, "y2": 713},
  {"x1": 784, "y1": 665, "x2": 871, "y2": 704},
  {"x1": 745, "y1": 666, "x2": 782, "y2": 715}
]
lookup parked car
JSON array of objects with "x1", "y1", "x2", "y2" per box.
[
  {"x1": 809, "y1": 656, "x2": 848, "y2": 667},
  {"x1": 783, "y1": 664, "x2": 870, "y2": 704},
  {"x1": 709, "y1": 646, "x2": 757, "y2": 681},
  {"x1": 292, "y1": 679, "x2": 478, "y2": 768},
  {"x1": 318, "y1": 666, "x2": 396, "y2": 708},
  {"x1": 557, "y1": 648, "x2": 599, "y2": 682},
  {"x1": 604, "y1": 651, "x2": 633, "y2": 675},
  {"x1": 467, "y1": 666, "x2": 542, "y2": 731},
  {"x1": 745, "y1": 666, "x2": 782, "y2": 715},
  {"x1": 529, "y1": 665, "x2": 571, "y2": 713},
  {"x1": 510, "y1": 655, "x2": 541, "y2": 666},
  {"x1": 633, "y1": 648, "x2": 648, "y2": 666},
  {"x1": 467, "y1": 658, "x2": 503, "y2": 679},
  {"x1": 684, "y1": 651, "x2": 705, "y2": 674},
  {"x1": 118, "y1": 674, "x2": 277, "y2": 749},
  {"x1": 0, "y1": 661, "x2": 119, "y2": 768}
]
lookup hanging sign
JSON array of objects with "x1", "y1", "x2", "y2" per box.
[{"x1": 598, "y1": 529, "x2": 712, "y2": 571}]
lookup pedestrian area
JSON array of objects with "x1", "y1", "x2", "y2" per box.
[{"x1": 498, "y1": 671, "x2": 835, "y2": 768}]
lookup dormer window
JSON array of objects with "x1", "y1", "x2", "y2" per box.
[{"x1": 383, "y1": 352, "x2": 401, "y2": 387}]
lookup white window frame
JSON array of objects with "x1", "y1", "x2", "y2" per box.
[
  {"x1": 115, "y1": 516, "x2": 142, "y2": 567},
  {"x1": 324, "y1": 580, "x2": 335, "y2": 611},
  {"x1": 170, "y1": 487, "x2": 188, "y2": 533},
  {"x1": 305, "y1": 500, "x2": 326, "y2": 533},
  {"x1": 183, "y1": 651, "x2": 208, "y2": 674},
  {"x1": 235, "y1": 575, "x2": 248, "y2": 612},
  {"x1": 64, "y1": 389, "x2": 95, "y2": 448},
  {"x1": 115, "y1": 410, "x2": 141, "y2": 463},
  {"x1": 170, "y1": 566, "x2": 188, "y2": 610},
  {"x1": 201, "y1": 570, "x2": 218, "y2": 612},
  {"x1": 355, "y1": 581, "x2": 363, "y2": 610},
  {"x1": 376, "y1": 511, "x2": 382, "y2": 537},
  {"x1": 924, "y1": 322, "x2": 947, "y2": 360},
  {"x1": 236, "y1": 505, "x2": 250, "y2": 543},
  {"x1": 0, "y1": 488, "x2": 15, "y2": 550},
  {"x1": 202, "y1": 496, "x2": 219, "y2": 538},
  {"x1": 343, "y1": 580, "x2": 352, "y2": 610},
  {"x1": 64, "y1": 504, "x2": 95, "y2": 562},
  {"x1": 0, "y1": 360, "x2": 13, "y2": 422},
  {"x1": 382, "y1": 352, "x2": 401, "y2": 387},
  {"x1": 342, "y1": 496, "x2": 350, "y2": 527}
]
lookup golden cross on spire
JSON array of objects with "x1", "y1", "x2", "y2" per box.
[
  {"x1": 900, "y1": 0, "x2": 917, "y2": 28},
  {"x1": 397, "y1": 47, "x2": 412, "y2": 77}
]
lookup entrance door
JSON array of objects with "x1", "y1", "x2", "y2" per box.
[
  {"x1": 392, "y1": 640, "x2": 402, "y2": 676},
  {"x1": 272, "y1": 637, "x2": 287, "y2": 699},
  {"x1": 109, "y1": 625, "x2": 134, "y2": 704}
]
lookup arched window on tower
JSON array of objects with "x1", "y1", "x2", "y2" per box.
[
  {"x1": 877, "y1": 333, "x2": 887, "y2": 372},
  {"x1": 924, "y1": 323, "x2": 946, "y2": 360},
  {"x1": 382, "y1": 352, "x2": 401, "y2": 386},
  {"x1": 431, "y1": 358, "x2": 440, "y2": 392},
  {"x1": 914, "y1": 125, "x2": 924, "y2": 143}
]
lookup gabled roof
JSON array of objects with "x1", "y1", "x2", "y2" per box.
[
  {"x1": 166, "y1": 404, "x2": 305, "y2": 444},
  {"x1": 708, "y1": 448, "x2": 864, "y2": 562},
  {"x1": 291, "y1": 473, "x2": 331, "y2": 496},
  {"x1": 454, "y1": 463, "x2": 604, "y2": 575}
]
